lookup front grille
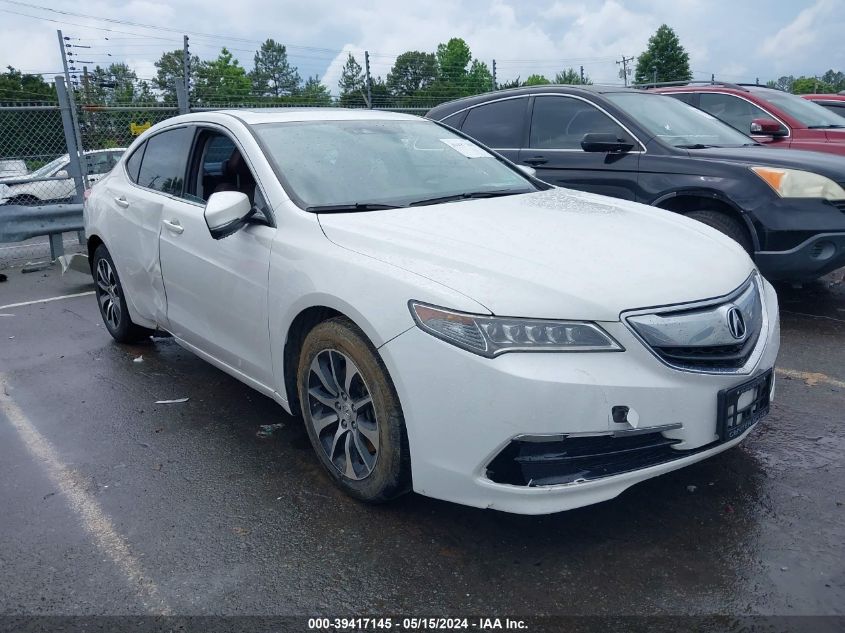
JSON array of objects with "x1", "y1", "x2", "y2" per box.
[
  {"x1": 486, "y1": 432, "x2": 687, "y2": 486},
  {"x1": 625, "y1": 276, "x2": 764, "y2": 373}
]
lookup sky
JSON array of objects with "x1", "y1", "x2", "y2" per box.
[{"x1": 0, "y1": 0, "x2": 842, "y2": 95}]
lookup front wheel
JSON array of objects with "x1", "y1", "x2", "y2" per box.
[
  {"x1": 297, "y1": 317, "x2": 411, "y2": 503},
  {"x1": 92, "y1": 244, "x2": 153, "y2": 343},
  {"x1": 684, "y1": 210, "x2": 753, "y2": 254}
]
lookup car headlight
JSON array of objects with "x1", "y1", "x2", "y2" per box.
[
  {"x1": 409, "y1": 302, "x2": 623, "y2": 357},
  {"x1": 751, "y1": 166, "x2": 845, "y2": 200}
]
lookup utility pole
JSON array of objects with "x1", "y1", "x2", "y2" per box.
[
  {"x1": 492, "y1": 59, "x2": 497, "y2": 90},
  {"x1": 364, "y1": 50, "x2": 373, "y2": 109},
  {"x1": 579, "y1": 65, "x2": 585, "y2": 84},
  {"x1": 616, "y1": 55, "x2": 634, "y2": 87},
  {"x1": 182, "y1": 35, "x2": 191, "y2": 109},
  {"x1": 57, "y1": 30, "x2": 85, "y2": 166},
  {"x1": 652, "y1": 65, "x2": 658, "y2": 87}
]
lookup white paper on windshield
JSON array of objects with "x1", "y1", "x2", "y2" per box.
[{"x1": 439, "y1": 138, "x2": 491, "y2": 158}]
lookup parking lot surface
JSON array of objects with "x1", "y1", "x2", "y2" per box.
[{"x1": 1, "y1": 246, "x2": 843, "y2": 620}]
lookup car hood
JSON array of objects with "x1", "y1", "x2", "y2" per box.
[
  {"x1": 688, "y1": 146, "x2": 845, "y2": 181},
  {"x1": 318, "y1": 188, "x2": 754, "y2": 321}
]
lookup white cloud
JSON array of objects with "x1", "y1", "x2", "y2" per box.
[{"x1": 758, "y1": 0, "x2": 842, "y2": 62}]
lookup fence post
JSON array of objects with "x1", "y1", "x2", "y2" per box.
[
  {"x1": 176, "y1": 79, "x2": 189, "y2": 115},
  {"x1": 364, "y1": 51, "x2": 373, "y2": 109},
  {"x1": 492, "y1": 59, "x2": 497, "y2": 90},
  {"x1": 54, "y1": 76, "x2": 86, "y2": 260},
  {"x1": 57, "y1": 30, "x2": 85, "y2": 161}
]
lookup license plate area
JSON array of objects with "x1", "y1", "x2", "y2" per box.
[{"x1": 718, "y1": 370, "x2": 773, "y2": 442}]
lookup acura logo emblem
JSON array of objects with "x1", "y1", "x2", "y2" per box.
[{"x1": 727, "y1": 306, "x2": 746, "y2": 340}]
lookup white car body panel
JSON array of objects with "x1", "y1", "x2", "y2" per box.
[{"x1": 84, "y1": 108, "x2": 780, "y2": 514}]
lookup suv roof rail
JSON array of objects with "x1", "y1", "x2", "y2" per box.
[{"x1": 631, "y1": 80, "x2": 750, "y2": 92}]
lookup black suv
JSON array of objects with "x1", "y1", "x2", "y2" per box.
[{"x1": 427, "y1": 86, "x2": 845, "y2": 281}]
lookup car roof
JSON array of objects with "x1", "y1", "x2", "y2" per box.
[
  {"x1": 426, "y1": 84, "x2": 640, "y2": 117},
  {"x1": 182, "y1": 108, "x2": 424, "y2": 125},
  {"x1": 802, "y1": 94, "x2": 845, "y2": 102}
]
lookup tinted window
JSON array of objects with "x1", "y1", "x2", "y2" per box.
[
  {"x1": 698, "y1": 93, "x2": 777, "y2": 135},
  {"x1": 667, "y1": 93, "x2": 695, "y2": 105},
  {"x1": 137, "y1": 127, "x2": 193, "y2": 195},
  {"x1": 529, "y1": 96, "x2": 629, "y2": 149},
  {"x1": 84, "y1": 152, "x2": 120, "y2": 176},
  {"x1": 124, "y1": 143, "x2": 145, "y2": 183},
  {"x1": 190, "y1": 132, "x2": 257, "y2": 205},
  {"x1": 461, "y1": 98, "x2": 527, "y2": 148}
]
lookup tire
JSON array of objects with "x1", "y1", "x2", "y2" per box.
[
  {"x1": 297, "y1": 317, "x2": 411, "y2": 503},
  {"x1": 684, "y1": 210, "x2": 753, "y2": 254},
  {"x1": 92, "y1": 244, "x2": 154, "y2": 343}
]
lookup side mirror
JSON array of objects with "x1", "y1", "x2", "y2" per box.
[
  {"x1": 750, "y1": 118, "x2": 787, "y2": 137},
  {"x1": 204, "y1": 191, "x2": 252, "y2": 239},
  {"x1": 517, "y1": 164, "x2": 536, "y2": 178},
  {"x1": 55, "y1": 170, "x2": 69, "y2": 179},
  {"x1": 581, "y1": 133, "x2": 634, "y2": 153}
]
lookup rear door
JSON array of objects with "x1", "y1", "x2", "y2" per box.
[
  {"x1": 158, "y1": 126, "x2": 275, "y2": 388},
  {"x1": 518, "y1": 95, "x2": 642, "y2": 200},
  {"x1": 102, "y1": 126, "x2": 194, "y2": 325}
]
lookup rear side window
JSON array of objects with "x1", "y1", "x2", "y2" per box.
[
  {"x1": 461, "y1": 98, "x2": 527, "y2": 148},
  {"x1": 529, "y1": 96, "x2": 629, "y2": 149},
  {"x1": 136, "y1": 127, "x2": 194, "y2": 196},
  {"x1": 124, "y1": 143, "x2": 145, "y2": 183},
  {"x1": 667, "y1": 93, "x2": 695, "y2": 105},
  {"x1": 698, "y1": 93, "x2": 776, "y2": 135}
]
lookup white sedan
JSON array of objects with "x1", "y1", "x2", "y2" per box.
[{"x1": 84, "y1": 109, "x2": 780, "y2": 514}]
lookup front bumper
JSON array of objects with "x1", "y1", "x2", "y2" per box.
[
  {"x1": 379, "y1": 281, "x2": 780, "y2": 514},
  {"x1": 756, "y1": 232, "x2": 845, "y2": 281}
]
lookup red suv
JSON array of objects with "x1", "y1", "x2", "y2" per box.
[
  {"x1": 652, "y1": 82, "x2": 845, "y2": 156},
  {"x1": 802, "y1": 93, "x2": 845, "y2": 119}
]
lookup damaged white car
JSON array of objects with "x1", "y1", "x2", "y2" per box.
[{"x1": 84, "y1": 109, "x2": 779, "y2": 514}]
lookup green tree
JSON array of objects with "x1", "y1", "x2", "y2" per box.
[
  {"x1": 338, "y1": 53, "x2": 368, "y2": 106},
  {"x1": 250, "y1": 38, "x2": 301, "y2": 98},
  {"x1": 791, "y1": 76, "x2": 834, "y2": 94},
  {"x1": 436, "y1": 38, "x2": 472, "y2": 84},
  {"x1": 523, "y1": 74, "x2": 551, "y2": 86},
  {"x1": 296, "y1": 75, "x2": 332, "y2": 105},
  {"x1": 554, "y1": 67, "x2": 591, "y2": 85},
  {"x1": 766, "y1": 75, "x2": 794, "y2": 92},
  {"x1": 635, "y1": 24, "x2": 692, "y2": 84},
  {"x1": 387, "y1": 51, "x2": 438, "y2": 99},
  {"x1": 153, "y1": 49, "x2": 200, "y2": 103},
  {"x1": 497, "y1": 77, "x2": 522, "y2": 90},
  {"x1": 0, "y1": 66, "x2": 56, "y2": 103},
  {"x1": 194, "y1": 48, "x2": 252, "y2": 105},
  {"x1": 87, "y1": 63, "x2": 139, "y2": 105},
  {"x1": 821, "y1": 69, "x2": 845, "y2": 92}
]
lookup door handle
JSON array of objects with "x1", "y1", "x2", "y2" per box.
[
  {"x1": 114, "y1": 196, "x2": 129, "y2": 208},
  {"x1": 523, "y1": 157, "x2": 548, "y2": 166},
  {"x1": 162, "y1": 219, "x2": 184, "y2": 234}
]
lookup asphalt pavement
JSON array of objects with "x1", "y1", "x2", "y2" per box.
[{"x1": 0, "y1": 247, "x2": 843, "y2": 626}]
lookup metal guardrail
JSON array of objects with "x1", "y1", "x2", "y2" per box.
[{"x1": 0, "y1": 202, "x2": 84, "y2": 260}]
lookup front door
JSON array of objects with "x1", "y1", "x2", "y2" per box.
[
  {"x1": 158, "y1": 128, "x2": 275, "y2": 388},
  {"x1": 518, "y1": 95, "x2": 641, "y2": 200}
]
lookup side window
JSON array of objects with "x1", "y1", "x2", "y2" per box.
[
  {"x1": 699, "y1": 93, "x2": 774, "y2": 135},
  {"x1": 825, "y1": 104, "x2": 845, "y2": 117},
  {"x1": 125, "y1": 143, "x2": 145, "y2": 183},
  {"x1": 667, "y1": 93, "x2": 695, "y2": 105},
  {"x1": 188, "y1": 130, "x2": 268, "y2": 220},
  {"x1": 440, "y1": 110, "x2": 468, "y2": 129},
  {"x1": 136, "y1": 127, "x2": 194, "y2": 196},
  {"x1": 461, "y1": 98, "x2": 527, "y2": 148},
  {"x1": 84, "y1": 152, "x2": 116, "y2": 176},
  {"x1": 529, "y1": 96, "x2": 630, "y2": 150}
]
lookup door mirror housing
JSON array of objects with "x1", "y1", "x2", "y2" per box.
[
  {"x1": 54, "y1": 170, "x2": 69, "y2": 179},
  {"x1": 204, "y1": 191, "x2": 252, "y2": 239},
  {"x1": 517, "y1": 164, "x2": 537, "y2": 178},
  {"x1": 580, "y1": 133, "x2": 634, "y2": 153},
  {"x1": 750, "y1": 118, "x2": 787, "y2": 137}
]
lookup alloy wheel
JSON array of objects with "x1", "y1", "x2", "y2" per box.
[
  {"x1": 306, "y1": 349, "x2": 379, "y2": 480},
  {"x1": 95, "y1": 257, "x2": 122, "y2": 331}
]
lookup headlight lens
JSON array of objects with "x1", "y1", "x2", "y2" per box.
[
  {"x1": 409, "y1": 302, "x2": 623, "y2": 357},
  {"x1": 751, "y1": 166, "x2": 845, "y2": 200}
]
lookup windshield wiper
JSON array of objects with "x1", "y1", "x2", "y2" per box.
[
  {"x1": 676, "y1": 143, "x2": 715, "y2": 149},
  {"x1": 306, "y1": 202, "x2": 404, "y2": 212},
  {"x1": 808, "y1": 124, "x2": 845, "y2": 129},
  {"x1": 408, "y1": 189, "x2": 528, "y2": 207}
]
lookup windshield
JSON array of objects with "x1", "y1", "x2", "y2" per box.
[
  {"x1": 29, "y1": 156, "x2": 68, "y2": 178},
  {"x1": 253, "y1": 119, "x2": 536, "y2": 210},
  {"x1": 605, "y1": 92, "x2": 756, "y2": 148},
  {"x1": 756, "y1": 90, "x2": 845, "y2": 128}
]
